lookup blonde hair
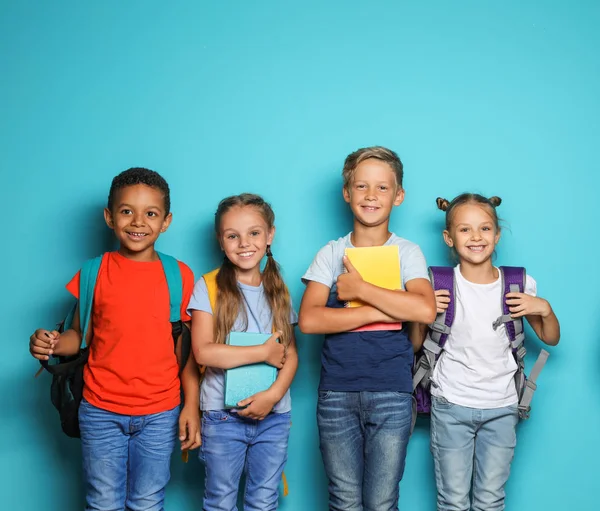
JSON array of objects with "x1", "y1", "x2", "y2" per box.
[
  {"x1": 213, "y1": 193, "x2": 294, "y2": 347},
  {"x1": 342, "y1": 146, "x2": 404, "y2": 189}
]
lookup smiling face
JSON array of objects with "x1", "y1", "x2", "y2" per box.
[
  {"x1": 104, "y1": 184, "x2": 171, "y2": 261},
  {"x1": 218, "y1": 205, "x2": 274, "y2": 274},
  {"x1": 443, "y1": 202, "x2": 500, "y2": 266},
  {"x1": 343, "y1": 158, "x2": 405, "y2": 228}
]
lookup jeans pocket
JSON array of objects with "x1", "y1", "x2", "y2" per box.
[
  {"x1": 318, "y1": 390, "x2": 333, "y2": 401},
  {"x1": 507, "y1": 403, "x2": 519, "y2": 415},
  {"x1": 280, "y1": 411, "x2": 293, "y2": 429},
  {"x1": 274, "y1": 410, "x2": 292, "y2": 423},
  {"x1": 202, "y1": 410, "x2": 231, "y2": 424},
  {"x1": 78, "y1": 399, "x2": 91, "y2": 414},
  {"x1": 432, "y1": 395, "x2": 453, "y2": 410},
  {"x1": 78, "y1": 399, "x2": 102, "y2": 425},
  {"x1": 317, "y1": 390, "x2": 333, "y2": 400}
]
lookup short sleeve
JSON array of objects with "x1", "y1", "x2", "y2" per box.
[
  {"x1": 178, "y1": 262, "x2": 195, "y2": 322},
  {"x1": 525, "y1": 275, "x2": 537, "y2": 297},
  {"x1": 290, "y1": 300, "x2": 298, "y2": 326},
  {"x1": 66, "y1": 271, "x2": 81, "y2": 299},
  {"x1": 401, "y1": 244, "x2": 429, "y2": 286},
  {"x1": 187, "y1": 277, "x2": 213, "y2": 317},
  {"x1": 301, "y1": 243, "x2": 335, "y2": 288}
]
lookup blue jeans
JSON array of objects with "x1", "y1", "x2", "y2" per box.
[
  {"x1": 78, "y1": 399, "x2": 179, "y2": 511},
  {"x1": 430, "y1": 396, "x2": 519, "y2": 511},
  {"x1": 200, "y1": 410, "x2": 291, "y2": 511},
  {"x1": 317, "y1": 391, "x2": 413, "y2": 511}
]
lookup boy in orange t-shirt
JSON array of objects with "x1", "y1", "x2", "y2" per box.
[{"x1": 29, "y1": 168, "x2": 200, "y2": 511}]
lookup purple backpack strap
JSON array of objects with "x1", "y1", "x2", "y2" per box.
[
  {"x1": 413, "y1": 266, "x2": 456, "y2": 414},
  {"x1": 492, "y1": 266, "x2": 550, "y2": 420},
  {"x1": 412, "y1": 267, "x2": 454, "y2": 385},
  {"x1": 492, "y1": 266, "x2": 526, "y2": 355},
  {"x1": 427, "y1": 266, "x2": 456, "y2": 350}
]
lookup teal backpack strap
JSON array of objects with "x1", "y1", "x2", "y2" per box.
[
  {"x1": 157, "y1": 252, "x2": 191, "y2": 375},
  {"x1": 157, "y1": 252, "x2": 182, "y2": 322},
  {"x1": 78, "y1": 255, "x2": 103, "y2": 348}
]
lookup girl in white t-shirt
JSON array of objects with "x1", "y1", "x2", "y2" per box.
[{"x1": 414, "y1": 193, "x2": 560, "y2": 511}]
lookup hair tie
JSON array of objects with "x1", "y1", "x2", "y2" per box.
[{"x1": 266, "y1": 245, "x2": 273, "y2": 257}]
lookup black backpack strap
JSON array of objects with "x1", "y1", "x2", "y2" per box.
[
  {"x1": 171, "y1": 320, "x2": 191, "y2": 376},
  {"x1": 179, "y1": 322, "x2": 191, "y2": 376}
]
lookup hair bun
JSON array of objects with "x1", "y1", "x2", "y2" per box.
[
  {"x1": 488, "y1": 196, "x2": 502, "y2": 207},
  {"x1": 436, "y1": 197, "x2": 450, "y2": 211}
]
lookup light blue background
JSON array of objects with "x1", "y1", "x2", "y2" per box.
[{"x1": 2, "y1": 1, "x2": 598, "y2": 509}]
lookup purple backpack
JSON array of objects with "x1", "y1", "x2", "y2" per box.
[{"x1": 413, "y1": 266, "x2": 549, "y2": 420}]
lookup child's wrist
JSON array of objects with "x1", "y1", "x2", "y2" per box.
[
  {"x1": 260, "y1": 344, "x2": 270, "y2": 363},
  {"x1": 182, "y1": 389, "x2": 200, "y2": 406},
  {"x1": 182, "y1": 399, "x2": 200, "y2": 410},
  {"x1": 356, "y1": 280, "x2": 368, "y2": 303},
  {"x1": 266, "y1": 387, "x2": 283, "y2": 403}
]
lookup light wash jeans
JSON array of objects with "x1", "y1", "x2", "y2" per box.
[
  {"x1": 317, "y1": 391, "x2": 413, "y2": 511},
  {"x1": 199, "y1": 410, "x2": 291, "y2": 511},
  {"x1": 430, "y1": 396, "x2": 519, "y2": 511},
  {"x1": 78, "y1": 399, "x2": 179, "y2": 511}
]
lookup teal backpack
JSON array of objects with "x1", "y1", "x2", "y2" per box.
[{"x1": 39, "y1": 252, "x2": 191, "y2": 438}]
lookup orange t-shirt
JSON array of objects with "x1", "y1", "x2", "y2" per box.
[{"x1": 66, "y1": 251, "x2": 194, "y2": 415}]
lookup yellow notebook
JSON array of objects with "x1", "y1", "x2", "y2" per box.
[{"x1": 344, "y1": 245, "x2": 402, "y2": 331}]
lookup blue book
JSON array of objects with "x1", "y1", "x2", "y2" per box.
[{"x1": 224, "y1": 332, "x2": 277, "y2": 409}]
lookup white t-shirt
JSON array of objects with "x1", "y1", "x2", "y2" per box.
[{"x1": 430, "y1": 265, "x2": 537, "y2": 409}]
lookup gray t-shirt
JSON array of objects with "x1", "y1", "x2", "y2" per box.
[
  {"x1": 187, "y1": 278, "x2": 297, "y2": 413},
  {"x1": 302, "y1": 232, "x2": 429, "y2": 290}
]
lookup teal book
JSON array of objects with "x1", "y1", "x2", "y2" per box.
[{"x1": 224, "y1": 332, "x2": 277, "y2": 408}]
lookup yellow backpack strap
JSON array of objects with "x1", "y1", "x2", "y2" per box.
[
  {"x1": 199, "y1": 267, "x2": 220, "y2": 376},
  {"x1": 282, "y1": 471, "x2": 289, "y2": 497},
  {"x1": 202, "y1": 268, "x2": 220, "y2": 312}
]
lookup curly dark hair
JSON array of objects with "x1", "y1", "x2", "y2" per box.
[{"x1": 107, "y1": 167, "x2": 171, "y2": 215}]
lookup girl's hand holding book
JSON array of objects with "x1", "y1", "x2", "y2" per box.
[
  {"x1": 237, "y1": 390, "x2": 278, "y2": 420},
  {"x1": 262, "y1": 331, "x2": 286, "y2": 369}
]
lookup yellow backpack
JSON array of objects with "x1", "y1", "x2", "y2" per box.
[{"x1": 201, "y1": 268, "x2": 289, "y2": 497}]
